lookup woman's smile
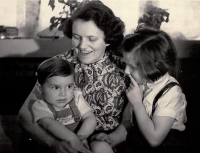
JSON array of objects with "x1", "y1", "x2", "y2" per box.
[
  {"x1": 79, "y1": 49, "x2": 93, "y2": 54},
  {"x1": 72, "y1": 19, "x2": 107, "y2": 64}
]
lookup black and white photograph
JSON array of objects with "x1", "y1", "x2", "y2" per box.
[{"x1": 0, "y1": 0, "x2": 199, "y2": 153}]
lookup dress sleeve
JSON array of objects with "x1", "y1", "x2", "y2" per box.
[
  {"x1": 74, "y1": 89, "x2": 92, "y2": 117},
  {"x1": 154, "y1": 86, "x2": 187, "y2": 122},
  {"x1": 31, "y1": 100, "x2": 54, "y2": 123}
]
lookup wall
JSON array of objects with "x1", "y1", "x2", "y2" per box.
[
  {"x1": 1, "y1": 0, "x2": 200, "y2": 38},
  {"x1": 0, "y1": 37, "x2": 72, "y2": 57}
]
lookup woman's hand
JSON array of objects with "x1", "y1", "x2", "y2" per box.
[
  {"x1": 126, "y1": 75, "x2": 143, "y2": 105},
  {"x1": 68, "y1": 135, "x2": 93, "y2": 153},
  {"x1": 52, "y1": 140, "x2": 78, "y2": 153},
  {"x1": 91, "y1": 133, "x2": 113, "y2": 147}
]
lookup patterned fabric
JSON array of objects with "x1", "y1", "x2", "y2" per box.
[{"x1": 56, "y1": 49, "x2": 127, "y2": 130}]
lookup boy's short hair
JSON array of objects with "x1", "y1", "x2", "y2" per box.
[
  {"x1": 37, "y1": 58, "x2": 74, "y2": 85},
  {"x1": 121, "y1": 27, "x2": 177, "y2": 82}
]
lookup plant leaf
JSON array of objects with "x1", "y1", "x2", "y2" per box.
[
  {"x1": 50, "y1": 16, "x2": 55, "y2": 23},
  {"x1": 48, "y1": 0, "x2": 55, "y2": 10}
]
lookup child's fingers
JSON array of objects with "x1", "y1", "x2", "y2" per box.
[
  {"x1": 91, "y1": 133, "x2": 112, "y2": 144},
  {"x1": 128, "y1": 75, "x2": 138, "y2": 87},
  {"x1": 83, "y1": 140, "x2": 90, "y2": 150},
  {"x1": 77, "y1": 135, "x2": 86, "y2": 141}
]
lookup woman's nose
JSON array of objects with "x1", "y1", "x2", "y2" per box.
[
  {"x1": 125, "y1": 66, "x2": 130, "y2": 75},
  {"x1": 77, "y1": 39, "x2": 87, "y2": 50}
]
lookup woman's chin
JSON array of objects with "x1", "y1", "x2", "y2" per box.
[{"x1": 78, "y1": 53, "x2": 94, "y2": 64}]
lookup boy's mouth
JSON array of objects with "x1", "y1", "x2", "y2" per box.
[{"x1": 57, "y1": 99, "x2": 67, "y2": 103}]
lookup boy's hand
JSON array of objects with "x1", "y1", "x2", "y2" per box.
[
  {"x1": 91, "y1": 133, "x2": 113, "y2": 147},
  {"x1": 126, "y1": 75, "x2": 143, "y2": 105},
  {"x1": 69, "y1": 135, "x2": 93, "y2": 153},
  {"x1": 77, "y1": 135, "x2": 90, "y2": 149}
]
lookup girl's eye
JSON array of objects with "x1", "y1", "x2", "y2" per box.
[{"x1": 131, "y1": 66, "x2": 138, "y2": 70}]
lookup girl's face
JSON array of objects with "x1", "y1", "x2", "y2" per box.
[
  {"x1": 123, "y1": 51, "x2": 147, "y2": 85},
  {"x1": 39, "y1": 74, "x2": 75, "y2": 108},
  {"x1": 72, "y1": 19, "x2": 109, "y2": 64}
]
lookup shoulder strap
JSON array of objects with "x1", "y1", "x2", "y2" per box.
[
  {"x1": 46, "y1": 103, "x2": 57, "y2": 118},
  {"x1": 152, "y1": 82, "x2": 180, "y2": 116},
  {"x1": 46, "y1": 99, "x2": 81, "y2": 121},
  {"x1": 69, "y1": 99, "x2": 81, "y2": 122}
]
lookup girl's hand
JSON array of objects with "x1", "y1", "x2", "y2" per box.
[
  {"x1": 69, "y1": 136, "x2": 93, "y2": 153},
  {"x1": 91, "y1": 133, "x2": 113, "y2": 147},
  {"x1": 126, "y1": 75, "x2": 143, "y2": 105}
]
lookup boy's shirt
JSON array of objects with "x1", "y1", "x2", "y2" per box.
[{"x1": 32, "y1": 88, "x2": 92, "y2": 125}]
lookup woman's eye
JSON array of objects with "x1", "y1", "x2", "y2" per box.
[
  {"x1": 73, "y1": 35, "x2": 81, "y2": 40},
  {"x1": 89, "y1": 37, "x2": 97, "y2": 42}
]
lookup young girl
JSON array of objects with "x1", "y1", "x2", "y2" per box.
[
  {"x1": 32, "y1": 58, "x2": 96, "y2": 153},
  {"x1": 120, "y1": 27, "x2": 187, "y2": 152}
]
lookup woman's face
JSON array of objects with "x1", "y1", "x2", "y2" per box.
[{"x1": 72, "y1": 19, "x2": 108, "y2": 64}]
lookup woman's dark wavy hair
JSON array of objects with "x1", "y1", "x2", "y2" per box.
[
  {"x1": 63, "y1": 1, "x2": 125, "y2": 51},
  {"x1": 37, "y1": 58, "x2": 74, "y2": 85},
  {"x1": 121, "y1": 27, "x2": 177, "y2": 82}
]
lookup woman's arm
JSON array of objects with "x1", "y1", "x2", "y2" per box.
[
  {"x1": 37, "y1": 117, "x2": 92, "y2": 153},
  {"x1": 18, "y1": 84, "x2": 54, "y2": 145},
  {"x1": 18, "y1": 84, "x2": 77, "y2": 153},
  {"x1": 91, "y1": 102, "x2": 132, "y2": 147},
  {"x1": 108, "y1": 102, "x2": 132, "y2": 147},
  {"x1": 77, "y1": 111, "x2": 96, "y2": 138}
]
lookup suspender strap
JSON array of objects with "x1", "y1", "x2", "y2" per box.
[
  {"x1": 69, "y1": 99, "x2": 81, "y2": 122},
  {"x1": 47, "y1": 103, "x2": 57, "y2": 118},
  {"x1": 47, "y1": 99, "x2": 81, "y2": 121},
  {"x1": 152, "y1": 82, "x2": 180, "y2": 116}
]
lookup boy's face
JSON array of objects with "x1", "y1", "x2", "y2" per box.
[
  {"x1": 40, "y1": 74, "x2": 75, "y2": 108},
  {"x1": 123, "y1": 51, "x2": 146, "y2": 85}
]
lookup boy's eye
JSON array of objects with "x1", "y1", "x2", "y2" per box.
[
  {"x1": 66, "y1": 85, "x2": 74, "y2": 89},
  {"x1": 52, "y1": 86, "x2": 59, "y2": 90}
]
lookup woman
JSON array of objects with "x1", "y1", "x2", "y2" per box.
[{"x1": 18, "y1": 1, "x2": 131, "y2": 153}]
